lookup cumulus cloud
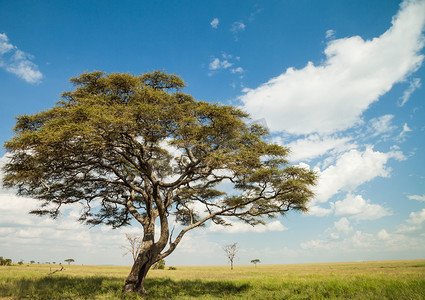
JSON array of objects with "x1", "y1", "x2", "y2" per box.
[
  {"x1": 399, "y1": 77, "x2": 421, "y2": 106},
  {"x1": 396, "y1": 208, "x2": 425, "y2": 233},
  {"x1": 209, "y1": 219, "x2": 287, "y2": 234},
  {"x1": 314, "y1": 146, "x2": 405, "y2": 203},
  {"x1": 334, "y1": 217, "x2": 353, "y2": 234},
  {"x1": 301, "y1": 229, "x2": 424, "y2": 257},
  {"x1": 240, "y1": 0, "x2": 425, "y2": 134},
  {"x1": 210, "y1": 18, "x2": 219, "y2": 29},
  {"x1": 281, "y1": 134, "x2": 354, "y2": 162},
  {"x1": 408, "y1": 194, "x2": 425, "y2": 201},
  {"x1": 0, "y1": 33, "x2": 43, "y2": 83},
  {"x1": 333, "y1": 194, "x2": 392, "y2": 220}
]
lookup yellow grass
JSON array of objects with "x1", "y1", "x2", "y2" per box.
[{"x1": 0, "y1": 260, "x2": 424, "y2": 299}]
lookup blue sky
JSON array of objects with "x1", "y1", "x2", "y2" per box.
[{"x1": 1, "y1": 0, "x2": 425, "y2": 266}]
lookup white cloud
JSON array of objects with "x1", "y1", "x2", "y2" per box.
[
  {"x1": 231, "y1": 67, "x2": 244, "y2": 74},
  {"x1": 0, "y1": 33, "x2": 14, "y2": 54},
  {"x1": 240, "y1": 0, "x2": 425, "y2": 134},
  {"x1": 0, "y1": 33, "x2": 43, "y2": 83},
  {"x1": 301, "y1": 228, "x2": 424, "y2": 258},
  {"x1": 231, "y1": 21, "x2": 246, "y2": 34},
  {"x1": 307, "y1": 204, "x2": 333, "y2": 216},
  {"x1": 210, "y1": 18, "x2": 219, "y2": 29},
  {"x1": 209, "y1": 219, "x2": 287, "y2": 234},
  {"x1": 209, "y1": 57, "x2": 232, "y2": 70},
  {"x1": 334, "y1": 217, "x2": 353, "y2": 234},
  {"x1": 326, "y1": 29, "x2": 336, "y2": 39},
  {"x1": 300, "y1": 239, "x2": 329, "y2": 250},
  {"x1": 208, "y1": 54, "x2": 245, "y2": 77},
  {"x1": 377, "y1": 229, "x2": 391, "y2": 240},
  {"x1": 407, "y1": 208, "x2": 425, "y2": 225},
  {"x1": 396, "y1": 208, "x2": 425, "y2": 233},
  {"x1": 283, "y1": 134, "x2": 354, "y2": 162},
  {"x1": 368, "y1": 115, "x2": 396, "y2": 137},
  {"x1": 396, "y1": 123, "x2": 413, "y2": 142},
  {"x1": 333, "y1": 194, "x2": 392, "y2": 220},
  {"x1": 399, "y1": 77, "x2": 421, "y2": 106},
  {"x1": 314, "y1": 146, "x2": 405, "y2": 203},
  {"x1": 408, "y1": 194, "x2": 425, "y2": 201}
]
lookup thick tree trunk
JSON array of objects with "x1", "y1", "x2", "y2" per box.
[{"x1": 123, "y1": 248, "x2": 156, "y2": 294}]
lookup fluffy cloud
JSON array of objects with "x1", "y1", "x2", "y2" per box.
[
  {"x1": 314, "y1": 146, "x2": 405, "y2": 203},
  {"x1": 240, "y1": 0, "x2": 425, "y2": 134},
  {"x1": 231, "y1": 21, "x2": 246, "y2": 34},
  {"x1": 209, "y1": 57, "x2": 232, "y2": 70},
  {"x1": 282, "y1": 134, "x2": 354, "y2": 162},
  {"x1": 333, "y1": 194, "x2": 392, "y2": 220},
  {"x1": 333, "y1": 217, "x2": 353, "y2": 234},
  {"x1": 210, "y1": 18, "x2": 219, "y2": 29},
  {"x1": 209, "y1": 220, "x2": 287, "y2": 234},
  {"x1": 208, "y1": 53, "x2": 244, "y2": 76},
  {"x1": 300, "y1": 230, "x2": 417, "y2": 253},
  {"x1": 408, "y1": 194, "x2": 425, "y2": 201},
  {"x1": 0, "y1": 33, "x2": 43, "y2": 83},
  {"x1": 396, "y1": 209, "x2": 425, "y2": 233}
]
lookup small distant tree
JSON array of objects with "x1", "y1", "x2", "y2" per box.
[
  {"x1": 30, "y1": 260, "x2": 35, "y2": 264},
  {"x1": 251, "y1": 259, "x2": 261, "y2": 267},
  {"x1": 64, "y1": 259, "x2": 75, "y2": 265},
  {"x1": 0, "y1": 257, "x2": 12, "y2": 266},
  {"x1": 18, "y1": 260, "x2": 24, "y2": 265},
  {"x1": 224, "y1": 243, "x2": 238, "y2": 270},
  {"x1": 152, "y1": 259, "x2": 165, "y2": 270},
  {"x1": 122, "y1": 234, "x2": 143, "y2": 263}
]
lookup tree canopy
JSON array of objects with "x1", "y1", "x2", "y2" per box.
[{"x1": 2, "y1": 71, "x2": 317, "y2": 294}]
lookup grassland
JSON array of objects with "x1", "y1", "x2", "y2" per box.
[{"x1": 0, "y1": 260, "x2": 424, "y2": 299}]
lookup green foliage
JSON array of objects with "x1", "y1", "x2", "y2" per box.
[
  {"x1": 250, "y1": 259, "x2": 260, "y2": 266},
  {"x1": 0, "y1": 257, "x2": 12, "y2": 266},
  {"x1": 153, "y1": 259, "x2": 166, "y2": 270},
  {"x1": 168, "y1": 266, "x2": 177, "y2": 270},
  {"x1": 64, "y1": 259, "x2": 75, "y2": 265},
  {"x1": 3, "y1": 70, "x2": 317, "y2": 230}
]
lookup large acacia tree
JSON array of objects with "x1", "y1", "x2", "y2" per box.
[{"x1": 3, "y1": 71, "x2": 317, "y2": 294}]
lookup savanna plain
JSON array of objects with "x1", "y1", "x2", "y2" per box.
[{"x1": 0, "y1": 260, "x2": 424, "y2": 299}]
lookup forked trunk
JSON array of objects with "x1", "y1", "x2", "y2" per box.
[{"x1": 123, "y1": 248, "x2": 156, "y2": 294}]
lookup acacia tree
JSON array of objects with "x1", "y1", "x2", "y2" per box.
[
  {"x1": 2, "y1": 71, "x2": 317, "y2": 294},
  {"x1": 251, "y1": 258, "x2": 260, "y2": 267},
  {"x1": 64, "y1": 259, "x2": 75, "y2": 265},
  {"x1": 223, "y1": 243, "x2": 238, "y2": 270}
]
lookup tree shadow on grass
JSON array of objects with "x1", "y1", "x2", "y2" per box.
[
  {"x1": 144, "y1": 278, "x2": 250, "y2": 299},
  {"x1": 1, "y1": 276, "x2": 250, "y2": 299}
]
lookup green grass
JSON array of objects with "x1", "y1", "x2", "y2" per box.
[{"x1": 0, "y1": 260, "x2": 424, "y2": 299}]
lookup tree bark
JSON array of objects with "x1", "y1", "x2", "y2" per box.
[
  {"x1": 123, "y1": 225, "x2": 160, "y2": 295},
  {"x1": 123, "y1": 246, "x2": 156, "y2": 294}
]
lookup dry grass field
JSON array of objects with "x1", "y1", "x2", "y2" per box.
[{"x1": 0, "y1": 260, "x2": 424, "y2": 299}]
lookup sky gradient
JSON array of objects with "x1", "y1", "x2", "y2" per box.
[{"x1": 1, "y1": 0, "x2": 425, "y2": 266}]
